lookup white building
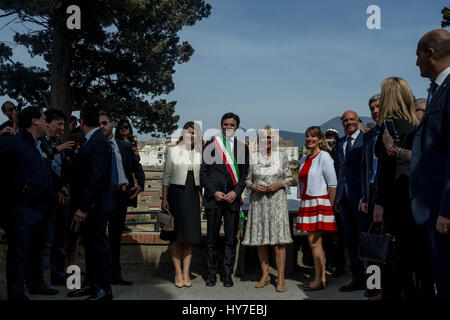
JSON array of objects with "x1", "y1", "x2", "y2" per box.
[{"x1": 281, "y1": 147, "x2": 299, "y2": 161}]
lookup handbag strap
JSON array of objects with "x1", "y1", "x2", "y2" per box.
[{"x1": 367, "y1": 222, "x2": 385, "y2": 236}]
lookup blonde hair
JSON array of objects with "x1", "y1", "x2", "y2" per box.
[
  {"x1": 378, "y1": 77, "x2": 419, "y2": 126},
  {"x1": 257, "y1": 125, "x2": 279, "y2": 150},
  {"x1": 304, "y1": 126, "x2": 331, "y2": 153}
]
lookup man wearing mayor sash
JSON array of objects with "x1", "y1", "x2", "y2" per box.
[{"x1": 200, "y1": 112, "x2": 249, "y2": 287}]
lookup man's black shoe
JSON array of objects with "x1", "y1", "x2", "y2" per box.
[
  {"x1": 8, "y1": 293, "x2": 30, "y2": 300},
  {"x1": 364, "y1": 288, "x2": 381, "y2": 297},
  {"x1": 112, "y1": 277, "x2": 133, "y2": 286},
  {"x1": 223, "y1": 274, "x2": 233, "y2": 287},
  {"x1": 28, "y1": 283, "x2": 59, "y2": 295},
  {"x1": 85, "y1": 288, "x2": 113, "y2": 301},
  {"x1": 205, "y1": 276, "x2": 216, "y2": 287},
  {"x1": 67, "y1": 285, "x2": 95, "y2": 297},
  {"x1": 339, "y1": 281, "x2": 366, "y2": 292}
]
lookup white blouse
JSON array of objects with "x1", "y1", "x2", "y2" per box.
[{"x1": 297, "y1": 151, "x2": 337, "y2": 199}]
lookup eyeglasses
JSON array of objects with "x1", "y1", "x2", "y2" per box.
[
  {"x1": 99, "y1": 121, "x2": 108, "y2": 126},
  {"x1": 119, "y1": 125, "x2": 130, "y2": 129}
]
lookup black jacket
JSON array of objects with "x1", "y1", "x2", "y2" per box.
[
  {"x1": 374, "y1": 117, "x2": 415, "y2": 208},
  {"x1": 70, "y1": 128, "x2": 114, "y2": 214},
  {"x1": 117, "y1": 139, "x2": 145, "y2": 207},
  {"x1": 200, "y1": 137, "x2": 249, "y2": 212},
  {"x1": 0, "y1": 128, "x2": 55, "y2": 209},
  {"x1": 360, "y1": 126, "x2": 380, "y2": 204}
]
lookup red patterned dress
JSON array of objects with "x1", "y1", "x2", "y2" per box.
[{"x1": 296, "y1": 152, "x2": 337, "y2": 232}]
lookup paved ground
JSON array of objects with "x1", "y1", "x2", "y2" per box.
[{"x1": 0, "y1": 264, "x2": 366, "y2": 300}]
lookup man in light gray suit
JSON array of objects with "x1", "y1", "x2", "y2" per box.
[{"x1": 411, "y1": 29, "x2": 450, "y2": 299}]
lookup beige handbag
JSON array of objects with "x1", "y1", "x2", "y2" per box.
[{"x1": 157, "y1": 210, "x2": 174, "y2": 231}]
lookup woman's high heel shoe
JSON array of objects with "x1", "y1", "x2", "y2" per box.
[
  {"x1": 183, "y1": 279, "x2": 192, "y2": 287},
  {"x1": 255, "y1": 277, "x2": 270, "y2": 288},
  {"x1": 303, "y1": 281, "x2": 326, "y2": 291},
  {"x1": 276, "y1": 282, "x2": 286, "y2": 292},
  {"x1": 174, "y1": 275, "x2": 184, "y2": 288}
]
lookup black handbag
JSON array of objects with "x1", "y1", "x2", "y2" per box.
[{"x1": 358, "y1": 222, "x2": 396, "y2": 265}]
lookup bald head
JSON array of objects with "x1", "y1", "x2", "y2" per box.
[
  {"x1": 416, "y1": 29, "x2": 450, "y2": 79},
  {"x1": 418, "y1": 29, "x2": 450, "y2": 59},
  {"x1": 341, "y1": 110, "x2": 359, "y2": 136}
]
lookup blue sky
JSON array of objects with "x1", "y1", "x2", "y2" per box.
[{"x1": 0, "y1": 0, "x2": 448, "y2": 139}]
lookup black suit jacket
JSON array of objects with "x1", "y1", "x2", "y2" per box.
[
  {"x1": 411, "y1": 74, "x2": 450, "y2": 226},
  {"x1": 200, "y1": 137, "x2": 249, "y2": 212},
  {"x1": 360, "y1": 126, "x2": 379, "y2": 204},
  {"x1": 116, "y1": 139, "x2": 145, "y2": 207},
  {"x1": 335, "y1": 131, "x2": 364, "y2": 204},
  {"x1": 70, "y1": 128, "x2": 114, "y2": 214}
]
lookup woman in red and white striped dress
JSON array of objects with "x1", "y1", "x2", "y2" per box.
[{"x1": 296, "y1": 126, "x2": 337, "y2": 291}]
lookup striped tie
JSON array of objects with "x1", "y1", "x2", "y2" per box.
[{"x1": 110, "y1": 141, "x2": 119, "y2": 186}]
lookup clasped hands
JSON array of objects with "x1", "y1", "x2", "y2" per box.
[
  {"x1": 214, "y1": 191, "x2": 237, "y2": 204},
  {"x1": 251, "y1": 182, "x2": 283, "y2": 195}
]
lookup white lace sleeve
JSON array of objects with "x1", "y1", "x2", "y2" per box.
[{"x1": 281, "y1": 152, "x2": 292, "y2": 194}]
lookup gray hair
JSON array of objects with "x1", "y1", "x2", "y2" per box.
[
  {"x1": 368, "y1": 94, "x2": 381, "y2": 106},
  {"x1": 415, "y1": 98, "x2": 427, "y2": 108}
]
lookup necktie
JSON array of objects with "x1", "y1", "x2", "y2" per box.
[
  {"x1": 345, "y1": 136, "x2": 352, "y2": 160},
  {"x1": 425, "y1": 81, "x2": 438, "y2": 111},
  {"x1": 81, "y1": 137, "x2": 87, "y2": 148},
  {"x1": 110, "y1": 141, "x2": 119, "y2": 186}
]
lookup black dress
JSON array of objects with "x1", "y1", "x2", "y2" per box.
[{"x1": 160, "y1": 171, "x2": 202, "y2": 244}]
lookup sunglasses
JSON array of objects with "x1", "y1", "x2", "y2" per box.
[{"x1": 99, "y1": 121, "x2": 108, "y2": 126}]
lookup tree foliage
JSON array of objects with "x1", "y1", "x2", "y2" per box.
[
  {"x1": 442, "y1": 6, "x2": 450, "y2": 28},
  {"x1": 0, "y1": 0, "x2": 211, "y2": 136}
]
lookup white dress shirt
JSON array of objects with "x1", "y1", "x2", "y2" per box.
[
  {"x1": 109, "y1": 137, "x2": 129, "y2": 185},
  {"x1": 85, "y1": 127, "x2": 100, "y2": 142},
  {"x1": 342, "y1": 129, "x2": 360, "y2": 158},
  {"x1": 434, "y1": 66, "x2": 450, "y2": 87}
]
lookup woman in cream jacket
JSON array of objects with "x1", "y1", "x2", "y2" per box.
[{"x1": 161, "y1": 121, "x2": 203, "y2": 288}]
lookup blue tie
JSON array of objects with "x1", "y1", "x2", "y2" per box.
[
  {"x1": 345, "y1": 136, "x2": 352, "y2": 160},
  {"x1": 110, "y1": 141, "x2": 119, "y2": 186},
  {"x1": 425, "y1": 81, "x2": 438, "y2": 111}
]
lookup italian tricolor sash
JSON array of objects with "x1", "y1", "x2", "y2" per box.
[
  {"x1": 213, "y1": 136, "x2": 240, "y2": 185},
  {"x1": 214, "y1": 136, "x2": 245, "y2": 237}
]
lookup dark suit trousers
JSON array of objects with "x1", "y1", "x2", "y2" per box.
[
  {"x1": 6, "y1": 206, "x2": 45, "y2": 295},
  {"x1": 108, "y1": 188, "x2": 130, "y2": 280},
  {"x1": 323, "y1": 210, "x2": 346, "y2": 271},
  {"x1": 427, "y1": 225, "x2": 450, "y2": 299},
  {"x1": 381, "y1": 175, "x2": 430, "y2": 299},
  {"x1": 81, "y1": 210, "x2": 112, "y2": 289},
  {"x1": 50, "y1": 203, "x2": 70, "y2": 281},
  {"x1": 340, "y1": 194, "x2": 370, "y2": 284},
  {"x1": 206, "y1": 203, "x2": 240, "y2": 277}
]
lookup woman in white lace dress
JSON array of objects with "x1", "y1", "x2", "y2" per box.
[{"x1": 243, "y1": 125, "x2": 293, "y2": 292}]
